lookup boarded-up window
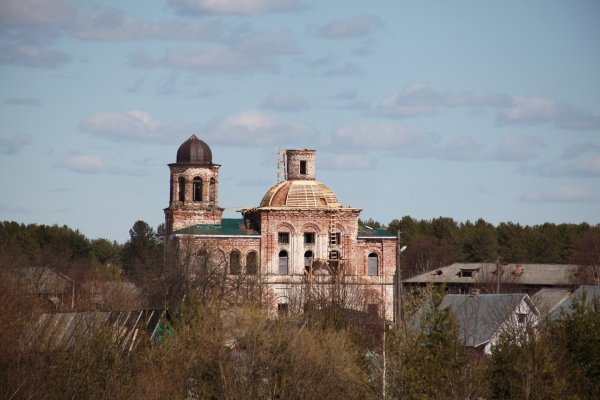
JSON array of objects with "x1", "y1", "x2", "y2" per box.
[
  {"x1": 278, "y1": 250, "x2": 288, "y2": 275},
  {"x1": 368, "y1": 253, "x2": 378, "y2": 276}
]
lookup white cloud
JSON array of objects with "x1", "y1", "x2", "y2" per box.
[
  {"x1": 521, "y1": 185, "x2": 596, "y2": 203},
  {"x1": 168, "y1": 0, "x2": 302, "y2": 15},
  {"x1": 0, "y1": 44, "x2": 70, "y2": 68},
  {"x1": 79, "y1": 110, "x2": 175, "y2": 142},
  {"x1": 490, "y1": 135, "x2": 546, "y2": 161},
  {"x1": 260, "y1": 94, "x2": 309, "y2": 112},
  {"x1": 0, "y1": 134, "x2": 31, "y2": 155},
  {"x1": 496, "y1": 96, "x2": 600, "y2": 130},
  {"x1": 437, "y1": 136, "x2": 482, "y2": 161},
  {"x1": 5, "y1": 97, "x2": 42, "y2": 106},
  {"x1": 329, "y1": 122, "x2": 438, "y2": 156},
  {"x1": 318, "y1": 15, "x2": 382, "y2": 39},
  {"x1": 71, "y1": 10, "x2": 224, "y2": 41},
  {"x1": 319, "y1": 153, "x2": 376, "y2": 170},
  {"x1": 61, "y1": 154, "x2": 106, "y2": 174},
  {"x1": 323, "y1": 62, "x2": 364, "y2": 77},
  {"x1": 130, "y1": 30, "x2": 297, "y2": 74},
  {"x1": 578, "y1": 155, "x2": 600, "y2": 176},
  {"x1": 203, "y1": 109, "x2": 317, "y2": 146},
  {"x1": 376, "y1": 83, "x2": 439, "y2": 118}
]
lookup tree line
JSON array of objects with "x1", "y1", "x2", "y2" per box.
[{"x1": 361, "y1": 216, "x2": 600, "y2": 278}]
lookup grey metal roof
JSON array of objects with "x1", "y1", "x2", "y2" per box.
[
  {"x1": 530, "y1": 288, "x2": 571, "y2": 315},
  {"x1": 411, "y1": 293, "x2": 537, "y2": 348},
  {"x1": 11, "y1": 267, "x2": 73, "y2": 294},
  {"x1": 20, "y1": 310, "x2": 165, "y2": 352},
  {"x1": 404, "y1": 262, "x2": 580, "y2": 286},
  {"x1": 549, "y1": 285, "x2": 600, "y2": 320}
]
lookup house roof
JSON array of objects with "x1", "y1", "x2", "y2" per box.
[
  {"x1": 357, "y1": 225, "x2": 397, "y2": 239},
  {"x1": 172, "y1": 218, "x2": 260, "y2": 237},
  {"x1": 404, "y1": 262, "x2": 580, "y2": 286},
  {"x1": 411, "y1": 293, "x2": 537, "y2": 349},
  {"x1": 20, "y1": 309, "x2": 166, "y2": 352},
  {"x1": 549, "y1": 285, "x2": 600, "y2": 320},
  {"x1": 530, "y1": 288, "x2": 572, "y2": 315},
  {"x1": 11, "y1": 267, "x2": 73, "y2": 294}
]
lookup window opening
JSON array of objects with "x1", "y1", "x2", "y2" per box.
[
  {"x1": 193, "y1": 177, "x2": 202, "y2": 202},
  {"x1": 278, "y1": 250, "x2": 288, "y2": 275},
  {"x1": 329, "y1": 232, "x2": 341, "y2": 246},
  {"x1": 368, "y1": 253, "x2": 378, "y2": 276},
  {"x1": 304, "y1": 250, "x2": 314, "y2": 273},
  {"x1": 304, "y1": 232, "x2": 315, "y2": 245},
  {"x1": 246, "y1": 251, "x2": 258, "y2": 275},
  {"x1": 300, "y1": 160, "x2": 307, "y2": 175},
  {"x1": 230, "y1": 250, "x2": 241, "y2": 275},
  {"x1": 458, "y1": 269, "x2": 478, "y2": 278},
  {"x1": 278, "y1": 232, "x2": 290, "y2": 244},
  {"x1": 178, "y1": 177, "x2": 185, "y2": 202},
  {"x1": 277, "y1": 303, "x2": 289, "y2": 316}
]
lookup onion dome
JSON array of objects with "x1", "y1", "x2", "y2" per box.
[
  {"x1": 259, "y1": 180, "x2": 341, "y2": 208},
  {"x1": 176, "y1": 134, "x2": 212, "y2": 164}
]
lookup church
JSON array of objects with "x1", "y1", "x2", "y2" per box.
[{"x1": 164, "y1": 135, "x2": 398, "y2": 319}]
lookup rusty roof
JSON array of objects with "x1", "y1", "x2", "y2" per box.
[{"x1": 259, "y1": 179, "x2": 341, "y2": 208}]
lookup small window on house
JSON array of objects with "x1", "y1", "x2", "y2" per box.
[
  {"x1": 517, "y1": 313, "x2": 527, "y2": 324},
  {"x1": 246, "y1": 251, "x2": 258, "y2": 275},
  {"x1": 329, "y1": 250, "x2": 340, "y2": 260},
  {"x1": 278, "y1": 232, "x2": 290, "y2": 244},
  {"x1": 178, "y1": 177, "x2": 185, "y2": 202},
  {"x1": 193, "y1": 177, "x2": 202, "y2": 202},
  {"x1": 304, "y1": 250, "x2": 314, "y2": 273},
  {"x1": 304, "y1": 232, "x2": 315, "y2": 245},
  {"x1": 300, "y1": 160, "x2": 307, "y2": 175},
  {"x1": 329, "y1": 232, "x2": 341, "y2": 246},
  {"x1": 368, "y1": 253, "x2": 378, "y2": 276},
  {"x1": 278, "y1": 250, "x2": 288, "y2": 275},
  {"x1": 458, "y1": 269, "x2": 478, "y2": 278},
  {"x1": 230, "y1": 250, "x2": 241, "y2": 275}
]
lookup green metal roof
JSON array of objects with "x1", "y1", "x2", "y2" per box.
[
  {"x1": 357, "y1": 225, "x2": 396, "y2": 238},
  {"x1": 172, "y1": 218, "x2": 259, "y2": 237}
]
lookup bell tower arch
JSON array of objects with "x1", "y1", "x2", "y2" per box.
[{"x1": 164, "y1": 134, "x2": 223, "y2": 234}]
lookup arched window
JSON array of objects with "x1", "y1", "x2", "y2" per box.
[
  {"x1": 193, "y1": 177, "x2": 202, "y2": 202},
  {"x1": 247, "y1": 251, "x2": 258, "y2": 275},
  {"x1": 197, "y1": 249, "x2": 210, "y2": 268},
  {"x1": 230, "y1": 250, "x2": 241, "y2": 275},
  {"x1": 368, "y1": 253, "x2": 378, "y2": 276},
  {"x1": 278, "y1": 250, "x2": 288, "y2": 275},
  {"x1": 209, "y1": 178, "x2": 216, "y2": 203},
  {"x1": 304, "y1": 250, "x2": 314, "y2": 273},
  {"x1": 178, "y1": 177, "x2": 185, "y2": 202}
]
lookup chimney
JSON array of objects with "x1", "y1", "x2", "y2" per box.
[{"x1": 514, "y1": 264, "x2": 523, "y2": 277}]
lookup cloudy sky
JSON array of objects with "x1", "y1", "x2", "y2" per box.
[{"x1": 1, "y1": 0, "x2": 599, "y2": 242}]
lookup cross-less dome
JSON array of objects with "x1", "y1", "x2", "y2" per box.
[
  {"x1": 259, "y1": 180, "x2": 341, "y2": 208},
  {"x1": 176, "y1": 134, "x2": 212, "y2": 164}
]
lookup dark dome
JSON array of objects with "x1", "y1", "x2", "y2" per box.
[{"x1": 176, "y1": 134, "x2": 212, "y2": 164}]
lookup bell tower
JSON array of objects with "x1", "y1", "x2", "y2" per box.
[{"x1": 164, "y1": 134, "x2": 223, "y2": 234}]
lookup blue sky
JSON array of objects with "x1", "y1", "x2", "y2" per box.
[{"x1": 1, "y1": 0, "x2": 599, "y2": 243}]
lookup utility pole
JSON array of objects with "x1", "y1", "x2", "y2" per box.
[{"x1": 395, "y1": 231, "x2": 407, "y2": 328}]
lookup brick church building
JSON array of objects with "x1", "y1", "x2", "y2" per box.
[{"x1": 164, "y1": 135, "x2": 397, "y2": 318}]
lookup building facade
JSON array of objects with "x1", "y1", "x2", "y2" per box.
[{"x1": 165, "y1": 135, "x2": 397, "y2": 318}]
